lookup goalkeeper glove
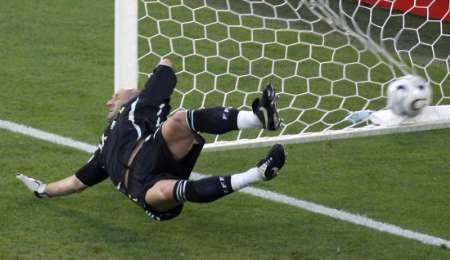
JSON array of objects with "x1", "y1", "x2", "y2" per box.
[{"x1": 16, "y1": 173, "x2": 48, "y2": 198}]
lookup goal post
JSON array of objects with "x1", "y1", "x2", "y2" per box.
[
  {"x1": 115, "y1": 0, "x2": 138, "y2": 92},
  {"x1": 117, "y1": 0, "x2": 450, "y2": 150}
]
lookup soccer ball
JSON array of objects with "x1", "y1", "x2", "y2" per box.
[{"x1": 387, "y1": 75, "x2": 432, "y2": 117}]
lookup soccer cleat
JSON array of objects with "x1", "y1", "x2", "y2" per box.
[
  {"x1": 257, "y1": 144, "x2": 286, "y2": 180},
  {"x1": 16, "y1": 173, "x2": 48, "y2": 198},
  {"x1": 252, "y1": 83, "x2": 281, "y2": 131}
]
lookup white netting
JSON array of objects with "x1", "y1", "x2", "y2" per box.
[{"x1": 137, "y1": 0, "x2": 450, "y2": 145}]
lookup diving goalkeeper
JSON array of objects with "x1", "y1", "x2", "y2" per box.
[{"x1": 16, "y1": 59, "x2": 286, "y2": 221}]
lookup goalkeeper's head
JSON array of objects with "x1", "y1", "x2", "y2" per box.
[{"x1": 106, "y1": 88, "x2": 140, "y2": 122}]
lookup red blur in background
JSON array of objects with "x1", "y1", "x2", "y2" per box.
[{"x1": 359, "y1": 0, "x2": 450, "y2": 22}]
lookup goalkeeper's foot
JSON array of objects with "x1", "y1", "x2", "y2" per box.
[
  {"x1": 252, "y1": 83, "x2": 281, "y2": 131},
  {"x1": 257, "y1": 144, "x2": 286, "y2": 180},
  {"x1": 16, "y1": 173, "x2": 48, "y2": 198}
]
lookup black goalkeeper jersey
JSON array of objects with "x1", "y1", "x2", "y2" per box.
[
  {"x1": 74, "y1": 65, "x2": 177, "y2": 188},
  {"x1": 73, "y1": 64, "x2": 205, "y2": 221}
]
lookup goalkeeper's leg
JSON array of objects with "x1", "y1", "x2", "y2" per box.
[
  {"x1": 162, "y1": 84, "x2": 281, "y2": 160},
  {"x1": 184, "y1": 83, "x2": 280, "y2": 134},
  {"x1": 145, "y1": 144, "x2": 286, "y2": 212}
]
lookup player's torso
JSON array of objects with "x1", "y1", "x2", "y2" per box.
[
  {"x1": 99, "y1": 97, "x2": 148, "y2": 185},
  {"x1": 98, "y1": 94, "x2": 172, "y2": 183}
]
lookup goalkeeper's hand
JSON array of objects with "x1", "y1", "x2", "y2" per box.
[{"x1": 16, "y1": 173, "x2": 48, "y2": 198}]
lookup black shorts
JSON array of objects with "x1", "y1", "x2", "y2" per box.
[{"x1": 124, "y1": 127, "x2": 205, "y2": 221}]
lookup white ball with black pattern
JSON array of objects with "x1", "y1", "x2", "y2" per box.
[{"x1": 387, "y1": 75, "x2": 432, "y2": 117}]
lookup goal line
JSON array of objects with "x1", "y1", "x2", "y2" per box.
[{"x1": 204, "y1": 118, "x2": 450, "y2": 151}]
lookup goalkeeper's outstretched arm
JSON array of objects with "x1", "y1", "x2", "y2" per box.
[
  {"x1": 16, "y1": 147, "x2": 108, "y2": 198},
  {"x1": 16, "y1": 173, "x2": 87, "y2": 198}
]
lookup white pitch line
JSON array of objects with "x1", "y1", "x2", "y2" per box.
[
  {"x1": 1, "y1": 119, "x2": 449, "y2": 249},
  {"x1": 0, "y1": 119, "x2": 96, "y2": 153}
]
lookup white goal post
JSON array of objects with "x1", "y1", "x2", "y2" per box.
[
  {"x1": 115, "y1": 0, "x2": 138, "y2": 92},
  {"x1": 116, "y1": 0, "x2": 450, "y2": 151}
]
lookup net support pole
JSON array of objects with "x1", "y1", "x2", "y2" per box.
[{"x1": 114, "y1": 0, "x2": 138, "y2": 92}]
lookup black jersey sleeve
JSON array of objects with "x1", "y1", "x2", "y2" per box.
[
  {"x1": 135, "y1": 64, "x2": 177, "y2": 133},
  {"x1": 141, "y1": 64, "x2": 177, "y2": 103},
  {"x1": 75, "y1": 150, "x2": 108, "y2": 186}
]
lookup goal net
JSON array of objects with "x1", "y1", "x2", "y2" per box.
[{"x1": 134, "y1": 0, "x2": 450, "y2": 150}]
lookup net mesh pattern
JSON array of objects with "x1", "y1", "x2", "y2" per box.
[{"x1": 138, "y1": 0, "x2": 449, "y2": 143}]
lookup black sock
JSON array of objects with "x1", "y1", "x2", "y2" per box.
[
  {"x1": 173, "y1": 176, "x2": 233, "y2": 203},
  {"x1": 186, "y1": 107, "x2": 239, "y2": 134}
]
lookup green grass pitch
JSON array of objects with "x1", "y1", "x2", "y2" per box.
[{"x1": 1, "y1": 0, "x2": 449, "y2": 258}]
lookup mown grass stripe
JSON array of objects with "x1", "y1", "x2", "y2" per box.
[{"x1": 1, "y1": 118, "x2": 449, "y2": 249}]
